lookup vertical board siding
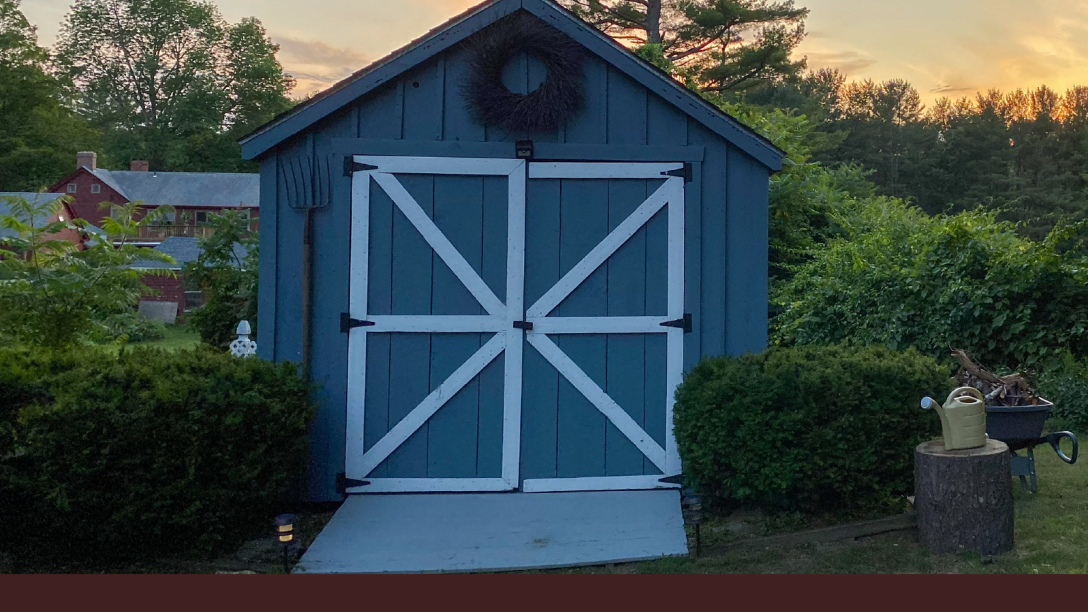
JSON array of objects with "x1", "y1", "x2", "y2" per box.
[
  {"x1": 266, "y1": 30, "x2": 770, "y2": 500},
  {"x1": 443, "y1": 47, "x2": 487, "y2": 142},
  {"x1": 273, "y1": 135, "x2": 309, "y2": 366},
  {"x1": 383, "y1": 175, "x2": 435, "y2": 477},
  {"x1": 688, "y1": 123, "x2": 726, "y2": 360},
  {"x1": 725, "y1": 146, "x2": 770, "y2": 355},
  {"x1": 402, "y1": 62, "x2": 444, "y2": 141},
  {"x1": 307, "y1": 108, "x2": 356, "y2": 500},
  {"x1": 356, "y1": 82, "x2": 403, "y2": 139},
  {"x1": 257, "y1": 153, "x2": 278, "y2": 361},
  {"x1": 428, "y1": 175, "x2": 485, "y2": 478},
  {"x1": 564, "y1": 57, "x2": 608, "y2": 144},
  {"x1": 607, "y1": 68, "x2": 647, "y2": 146},
  {"x1": 605, "y1": 179, "x2": 649, "y2": 476},
  {"x1": 364, "y1": 178, "x2": 393, "y2": 478},
  {"x1": 478, "y1": 176, "x2": 510, "y2": 476},
  {"x1": 522, "y1": 179, "x2": 561, "y2": 480},
  {"x1": 556, "y1": 179, "x2": 608, "y2": 478}
]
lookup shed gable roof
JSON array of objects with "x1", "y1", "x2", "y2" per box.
[{"x1": 239, "y1": 0, "x2": 784, "y2": 170}]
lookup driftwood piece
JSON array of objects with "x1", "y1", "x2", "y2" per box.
[
  {"x1": 915, "y1": 440, "x2": 1014, "y2": 555},
  {"x1": 951, "y1": 349, "x2": 1041, "y2": 407}
]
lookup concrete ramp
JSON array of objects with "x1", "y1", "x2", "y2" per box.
[{"x1": 295, "y1": 490, "x2": 688, "y2": 573}]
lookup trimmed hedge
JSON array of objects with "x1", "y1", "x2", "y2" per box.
[
  {"x1": 0, "y1": 346, "x2": 315, "y2": 560},
  {"x1": 673, "y1": 345, "x2": 949, "y2": 515}
]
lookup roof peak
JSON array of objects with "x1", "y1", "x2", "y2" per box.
[{"x1": 238, "y1": 0, "x2": 782, "y2": 170}]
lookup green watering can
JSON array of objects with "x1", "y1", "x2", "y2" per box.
[{"x1": 921, "y1": 387, "x2": 987, "y2": 451}]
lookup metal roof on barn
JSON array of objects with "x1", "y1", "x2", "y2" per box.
[
  {"x1": 0, "y1": 192, "x2": 68, "y2": 239},
  {"x1": 238, "y1": 0, "x2": 784, "y2": 170},
  {"x1": 89, "y1": 169, "x2": 259, "y2": 208},
  {"x1": 128, "y1": 236, "x2": 251, "y2": 271}
]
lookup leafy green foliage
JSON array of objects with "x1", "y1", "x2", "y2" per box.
[
  {"x1": 0, "y1": 194, "x2": 175, "y2": 348},
  {"x1": 183, "y1": 210, "x2": 258, "y2": 349},
  {"x1": 0, "y1": 0, "x2": 100, "y2": 191},
  {"x1": 773, "y1": 197, "x2": 1088, "y2": 370},
  {"x1": 747, "y1": 72, "x2": 1088, "y2": 240},
  {"x1": 673, "y1": 345, "x2": 949, "y2": 515},
  {"x1": 564, "y1": 0, "x2": 808, "y2": 92},
  {"x1": 53, "y1": 0, "x2": 294, "y2": 172},
  {"x1": 0, "y1": 345, "x2": 315, "y2": 560},
  {"x1": 92, "y1": 312, "x2": 167, "y2": 344},
  {"x1": 1037, "y1": 355, "x2": 1088, "y2": 434}
]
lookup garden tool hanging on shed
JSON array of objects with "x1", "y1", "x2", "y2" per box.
[
  {"x1": 920, "y1": 387, "x2": 987, "y2": 450},
  {"x1": 280, "y1": 153, "x2": 335, "y2": 378}
]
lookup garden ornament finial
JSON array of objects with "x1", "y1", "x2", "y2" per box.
[{"x1": 230, "y1": 320, "x2": 258, "y2": 358}]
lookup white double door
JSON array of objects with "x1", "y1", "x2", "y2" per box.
[{"x1": 345, "y1": 156, "x2": 686, "y2": 493}]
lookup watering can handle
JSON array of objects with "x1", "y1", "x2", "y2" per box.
[
  {"x1": 1046, "y1": 432, "x2": 1078, "y2": 465},
  {"x1": 947, "y1": 386, "x2": 984, "y2": 403}
]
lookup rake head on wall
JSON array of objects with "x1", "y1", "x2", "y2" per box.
[{"x1": 280, "y1": 154, "x2": 337, "y2": 211}]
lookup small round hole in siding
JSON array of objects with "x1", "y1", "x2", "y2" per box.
[{"x1": 412, "y1": 81, "x2": 420, "y2": 88}]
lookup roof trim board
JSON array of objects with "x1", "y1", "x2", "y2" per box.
[{"x1": 238, "y1": 0, "x2": 783, "y2": 171}]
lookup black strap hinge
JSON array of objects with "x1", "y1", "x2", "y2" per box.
[
  {"x1": 512, "y1": 320, "x2": 534, "y2": 331},
  {"x1": 658, "y1": 474, "x2": 684, "y2": 485},
  {"x1": 344, "y1": 158, "x2": 379, "y2": 176},
  {"x1": 336, "y1": 473, "x2": 370, "y2": 495},
  {"x1": 660, "y1": 313, "x2": 693, "y2": 333},
  {"x1": 664, "y1": 163, "x2": 692, "y2": 182},
  {"x1": 341, "y1": 313, "x2": 375, "y2": 333}
]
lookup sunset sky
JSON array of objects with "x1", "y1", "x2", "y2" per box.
[{"x1": 20, "y1": 0, "x2": 1088, "y2": 105}]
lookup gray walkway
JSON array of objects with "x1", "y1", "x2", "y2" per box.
[{"x1": 295, "y1": 490, "x2": 688, "y2": 573}]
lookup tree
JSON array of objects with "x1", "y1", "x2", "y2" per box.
[
  {"x1": 183, "y1": 210, "x2": 258, "y2": 349},
  {"x1": 53, "y1": 0, "x2": 295, "y2": 172},
  {"x1": 0, "y1": 0, "x2": 100, "y2": 191},
  {"x1": 0, "y1": 194, "x2": 174, "y2": 348},
  {"x1": 562, "y1": 0, "x2": 808, "y2": 91}
]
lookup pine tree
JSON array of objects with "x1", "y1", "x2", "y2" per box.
[{"x1": 561, "y1": 0, "x2": 808, "y2": 91}]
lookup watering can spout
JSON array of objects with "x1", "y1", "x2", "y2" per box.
[{"x1": 921, "y1": 387, "x2": 987, "y2": 451}]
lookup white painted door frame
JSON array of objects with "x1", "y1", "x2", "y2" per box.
[
  {"x1": 346, "y1": 157, "x2": 686, "y2": 495},
  {"x1": 521, "y1": 163, "x2": 685, "y2": 493},
  {"x1": 345, "y1": 156, "x2": 525, "y2": 494}
]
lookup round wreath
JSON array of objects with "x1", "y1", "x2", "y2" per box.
[{"x1": 464, "y1": 15, "x2": 586, "y2": 133}]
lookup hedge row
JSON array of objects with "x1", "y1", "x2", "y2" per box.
[
  {"x1": 674, "y1": 345, "x2": 950, "y2": 515},
  {"x1": 0, "y1": 346, "x2": 315, "y2": 561}
]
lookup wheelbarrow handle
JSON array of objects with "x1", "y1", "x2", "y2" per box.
[{"x1": 1045, "y1": 431, "x2": 1078, "y2": 465}]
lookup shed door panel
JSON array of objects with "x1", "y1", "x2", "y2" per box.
[
  {"x1": 346, "y1": 157, "x2": 526, "y2": 493},
  {"x1": 521, "y1": 164, "x2": 686, "y2": 492}
]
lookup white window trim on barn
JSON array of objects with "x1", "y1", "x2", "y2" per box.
[{"x1": 345, "y1": 156, "x2": 685, "y2": 494}]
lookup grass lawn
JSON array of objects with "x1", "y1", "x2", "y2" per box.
[
  {"x1": 539, "y1": 437, "x2": 1087, "y2": 574},
  {"x1": 136, "y1": 324, "x2": 202, "y2": 352},
  {"x1": 98, "y1": 324, "x2": 203, "y2": 354},
  {"x1": 5, "y1": 431, "x2": 1083, "y2": 574}
]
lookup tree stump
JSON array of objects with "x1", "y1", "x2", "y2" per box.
[{"x1": 914, "y1": 439, "x2": 1013, "y2": 556}]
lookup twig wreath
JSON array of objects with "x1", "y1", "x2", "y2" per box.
[{"x1": 463, "y1": 15, "x2": 586, "y2": 133}]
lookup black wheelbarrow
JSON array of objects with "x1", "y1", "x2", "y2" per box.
[{"x1": 986, "y1": 401, "x2": 1078, "y2": 493}]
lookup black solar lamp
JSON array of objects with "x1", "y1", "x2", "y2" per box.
[
  {"x1": 681, "y1": 489, "x2": 704, "y2": 557},
  {"x1": 273, "y1": 514, "x2": 297, "y2": 573}
]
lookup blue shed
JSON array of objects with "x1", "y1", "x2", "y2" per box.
[{"x1": 241, "y1": 0, "x2": 782, "y2": 572}]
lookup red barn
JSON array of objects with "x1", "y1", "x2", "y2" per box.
[{"x1": 48, "y1": 152, "x2": 259, "y2": 245}]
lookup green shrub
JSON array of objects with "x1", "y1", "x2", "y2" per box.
[
  {"x1": 774, "y1": 198, "x2": 1088, "y2": 370},
  {"x1": 93, "y1": 312, "x2": 167, "y2": 343},
  {"x1": 1038, "y1": 356, "x2": 1088, "y2": 434},
  {"x1": 673, "y1": 345, "x2": 949, "y2": 516},
  {"x1": 0, "y1": 346, "x2": 315, "y2": 561}
]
